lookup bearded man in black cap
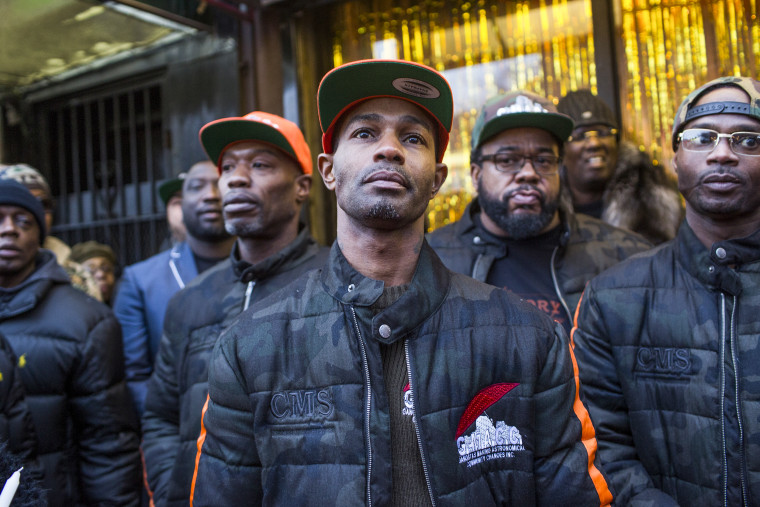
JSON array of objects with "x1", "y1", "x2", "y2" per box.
[
  {"x1": 557, "y1": 89, "x2": 683, "y2": 244},
  {"x1": 0, "y1": 179, "x2": 140, "y2": 506},
  {"x1": 428, "y1": 91, "x2": 651, "y2": 334}
]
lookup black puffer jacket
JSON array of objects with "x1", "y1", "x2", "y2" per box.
[
  {"x1": 142, "y1": 228, "x2": 329, "y2": 506},
  {"x1": 0, "y1": 331, "x2": 35, "y2": 463},
  {"x1": 427, "y1": 198, "x2": 652, "y2": 322},
  {"x1": 0, "y1": 250, "x2": 141, "y2": 506},
  {"x1": 573, "y1": 222, "x2": 760, "y2": 506}
]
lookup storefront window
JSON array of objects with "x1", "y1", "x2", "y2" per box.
[
  {"x1": 617, "y1": 0, "x2": 759, "y2": 166},
  {"x1": 328, "y1": 0, "x2": 597, "y2": 230}
]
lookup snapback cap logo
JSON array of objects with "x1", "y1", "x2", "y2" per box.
[
  {"x1": 392, "y1": 78, "x2": 441, "y2": 99},
  {"x1": 244, "y1": 113, "x2": 281, "y2": 129},
  {"x1": 496, "y1": 95, "x2": 549, "y2": 117}
]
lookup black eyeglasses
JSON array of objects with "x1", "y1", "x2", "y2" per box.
[
  {"x1": 567, "y1": 127, "x2": 618, "y2": 143},
  {"x1": 677, "y1": 128, "x2": 760, "y2": 156},
  {"x1": 478, "y1": 153, "x2": 561, "y2": 176}
]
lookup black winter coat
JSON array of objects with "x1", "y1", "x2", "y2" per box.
[{"x1": 0, "y1": 250, "x2": 141, "y2": 506}]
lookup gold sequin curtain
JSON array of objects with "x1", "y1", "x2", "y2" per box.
[
  {"x1": 327, "y1": 0, "x2": 596, "y2": 230},
  {"x1": 618, "y1": 0, "x2": 759, "y2": 166}
]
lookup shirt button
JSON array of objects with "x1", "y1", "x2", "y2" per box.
[
  {"x1": 708, "y1": 266, "x2": 715, "y2": 273},
  {"x1": 379, "y1": 324, "x2": 391, "y2": 338},
  {"x1": 473, "y1": 236, "x2": 483, "y2": 245},
  {"x1": 347, "y1": 284, "x2": 355, "y2": 292},
  {"x1": 715, "y1": 247, "x2": 727, "y2": 259}
]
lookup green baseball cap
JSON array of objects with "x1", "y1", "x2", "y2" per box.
[
  {"x1": 471, "y1": 91, "x2": 574, "y2": 150},
  {"x1": 317, "y1": 59, "x2": 453, "y2": 162},
  {"x1": 158, "y1": 173, "x2": 185, "y2": 206},
  {"x1": 672, "y1": 76, "x2": 760, "y2": 151}
]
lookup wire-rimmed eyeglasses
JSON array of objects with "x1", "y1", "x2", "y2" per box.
[{"x1": 678, "y1": 128, "x2": 760, "y2": 156}]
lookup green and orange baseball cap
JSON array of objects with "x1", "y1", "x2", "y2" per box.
[
  {"x1": 672, "y1": 76, "x2": 760, "y2": 151},
  {"x1": 199, "y1": 111, "x2": 313, "y2": 174},
  {"x1": 317, "y1": 59, "x2": 454, "y2": 162}
]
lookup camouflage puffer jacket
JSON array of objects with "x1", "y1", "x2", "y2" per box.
[
  {"x1": 573, "y1": 222, "x2": 760, "y2": 506},
  {"x1": 427, "y1": 199, "x2": 652, "y2": 322},
  {"x1": 190, "y1": 242, "x2": 614, "y2": 506},
  {"x1": 141, "y1": 227, "x2": 329, "y2": 507}
]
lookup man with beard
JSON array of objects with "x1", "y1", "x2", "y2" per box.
[
  {"x1": 114, "y1": 160, "x2": 235, "y2": 416},
  {"x1": 572, "y1": 77, "x2": 760, "y2": 505},
  {"x1": 428, "y1": 91, "x2": 650, "y2": 333},
  {"x1": 141, "y1": 112, "x2": 329, "y2": 506},
  {"x1": 190, "y1": 60, "x2": 613, "y2": 505}
]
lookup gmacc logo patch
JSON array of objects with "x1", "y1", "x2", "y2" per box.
[{"x1": 391, "y1": 78, "x2": 440, "y2": 99}]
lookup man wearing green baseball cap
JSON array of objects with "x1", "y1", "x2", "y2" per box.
[
  {"x1": 428, "y1": 90, "x2": 650, "y2": 335},
  {"x1": 573, "y1": 76, "x2": 760, "y2": 506},
  {"x1": 191, "y1": 59, "x2": 613, "y2": 505}
]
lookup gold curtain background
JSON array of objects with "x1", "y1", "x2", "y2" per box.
[{"x1": 325, "y1": 0, "x2": 759, "y2": 231}]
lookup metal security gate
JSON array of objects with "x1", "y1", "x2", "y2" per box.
[{"x1": 35, "y1": 76, "x2": 170, "y2": 268}]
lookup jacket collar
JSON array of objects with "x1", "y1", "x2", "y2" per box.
[
  {"x1": 676, "y1": 220, "x2": 760, "y2": 296},
  {"x1": 232, "y1": 224, "x2": 316, "y2": 284},
  {"x1": 321, "y1": 239, "x2": 451, "y2": 343}
]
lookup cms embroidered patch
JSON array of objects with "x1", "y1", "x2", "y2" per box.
[
  {"x1": 455, "y1": 383, "x2": 524, "y2": 467},
  {"x1": 634, "y1": 347, "x2": 691, "y2": 378},
  {"x1": 270, "y1": 389, "x2": 334, "y2": 420}
]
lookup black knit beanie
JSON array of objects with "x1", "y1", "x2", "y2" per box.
[
  {"x1": 0, "y1": 179, "x2": 47, "y2": 244},
  {"x1": 557, "y1": 90, "x2": 618, "y2": 129}
]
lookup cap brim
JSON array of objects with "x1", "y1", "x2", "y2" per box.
[
  {"x1": 200, "y1": 119, "x2": 298, "y2": 169},
  {"x1": 318, "y1": 59, "x2": 453, "y2": 162},
  {"x1": 477, "y1": 112, "x2": 574, "y2": 147}
]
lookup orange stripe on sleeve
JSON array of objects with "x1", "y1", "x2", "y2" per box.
[
  {"x1": 569, "y1": 290, "x2": 613, "y2": 506},
  {"x1": 189, "y1": 393, "x2": 211, "y2": 507}
]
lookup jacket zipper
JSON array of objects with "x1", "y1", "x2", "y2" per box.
[
  {"x1": 727, "y1": 295, "x2": 748, "y2": 506},
  {"x1": 404, "y1": 340, "x2": 436, "y2": 506},
  {"x1": 550, "y1": 246, "x2": 572, "y2": 322},
  {"x1": 350, "y1": 306, "x2": 373, "y2": 506},
  {"x1": 720, "y1": 294, "x2": 728, "y2": 506}
]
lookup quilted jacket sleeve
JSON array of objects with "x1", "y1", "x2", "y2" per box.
[
  {"x1": 572, "y1": 286, "x2": 678, "y2": 507},
  {"x1": 532, "y1": 321, "x2": 614, "y2": 506},
  {"x1": 141, "y1": 327, "x2": 182, "y2": 504},
  {"x1": 113, "y1": 266, "x2": 152, "y2": 415},
  {"x1": 190, "y1": 331, "x2": 262, "y2": 506},
  {"x1": 68, "y1": 313, "x2": 142, "y2": 506}
]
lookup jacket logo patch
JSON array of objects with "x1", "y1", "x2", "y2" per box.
[
  {"x1": 457, "y1": 415, "x2": 525, "y2": 467},
  {"x1": 270, "y1": 389, "x2": 334, "y2": 420},
  {"x1": 635, "y1": 347, "x2": 691, "y2": 377},
  {"x1": 455, "y1": 383, "x2": 523, "y2": 467}
]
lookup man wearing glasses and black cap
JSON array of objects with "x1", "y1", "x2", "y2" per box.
[
  {"x1": 190, "y1": 61, "x2": 614, "y2": 505},
  {"x1": 428, "y1": 91, "x2": 650, "y2": 335},
  {"x1": 572, "y1": 77, "x2": 760, "y2": 505},
  {"x1": 557, "y1": 90, "x2": 683, "y2": 244}
]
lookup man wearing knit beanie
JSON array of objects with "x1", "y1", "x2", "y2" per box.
[
  {"x1": 0, "y1": 163, "x2": 102, "y2": 300},
  {"x1": 0, "y1": 179, "x2": 141, "y2": 504},
  {"x1": 557, "y1": 90, "x2": 683, "y2": 243}
]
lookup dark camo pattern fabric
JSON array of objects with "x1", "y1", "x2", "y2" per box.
[
  {"x1": 191, "y1": 241, "x2": 612, "y2": 506},
  {"x1": 427, "y1": 199, "x2": 652, "y2": 321},
  {"x1": 572, "y1": 221, "x2": 760, "y2": 506},
  {"x1": 142, "y1": 227, "x2": 328, "y2": 506}
]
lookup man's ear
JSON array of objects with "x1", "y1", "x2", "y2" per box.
[
  {"x1": 294, "y1": 174, "x2": 312, "y2": 204},
  {"x1": 470, "y1": 162, "x2": 481, "y2": 193},
  {"x1": 317, "y1": 153, "x2": 336, "y2": 191},
  {"x1": 432, "y1": 163, "x2": 448, "y2": 198}
]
